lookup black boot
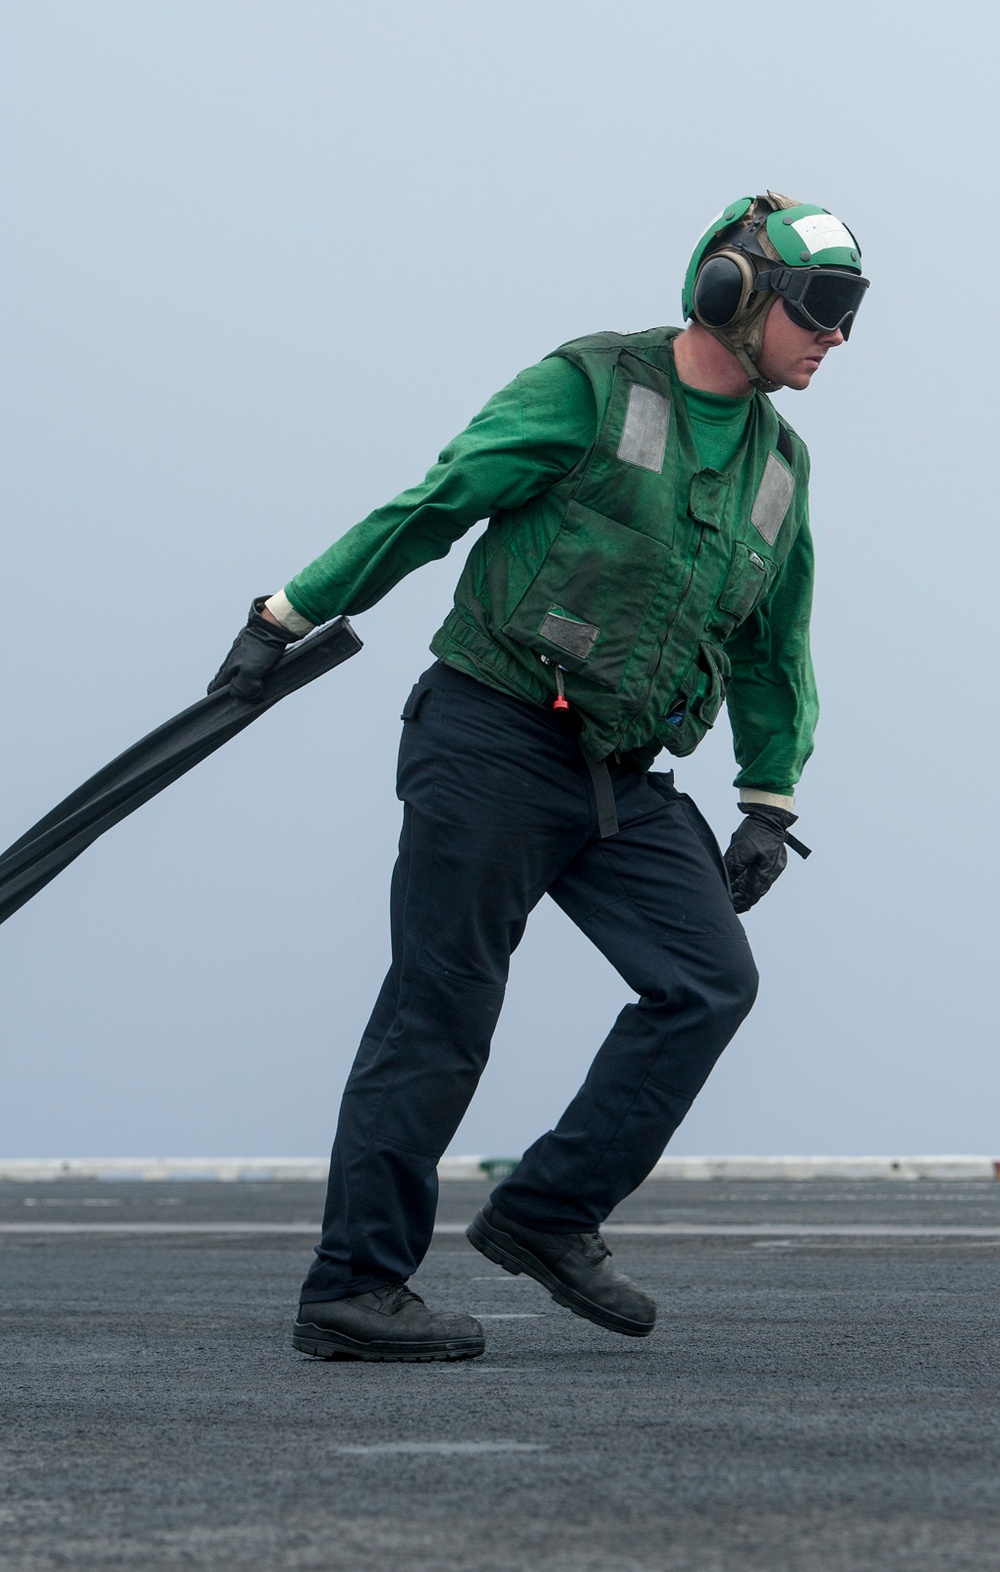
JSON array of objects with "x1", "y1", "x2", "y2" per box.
[
  {"x1": 293, "y1": 1285, "x2": 485, "y2": 1362},
  {"x1": 466, "y1": 1202, "x2": 656, "y2": 1338}
]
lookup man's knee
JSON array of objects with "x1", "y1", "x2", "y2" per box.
[
  {"x1": 654, "y1": 928, "x2": 759, "y2": 1029},
  {"x1": 727, "y1": 939, "x2": 760, "y2": 1023}
]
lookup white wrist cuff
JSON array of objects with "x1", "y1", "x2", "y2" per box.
[
  {"x1": 739, "y1": 788, "x2": 796, "y2": 811},
  {"x1": 264, "y1": 590, "x2": 315, "y2": 637}
]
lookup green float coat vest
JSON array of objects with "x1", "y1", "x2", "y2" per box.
[{"x1": 431, "y1": 326, "x2": 810, "y2": 763}]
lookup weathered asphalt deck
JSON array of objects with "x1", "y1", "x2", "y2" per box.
[{"x1": 4, "y1": 1177, "x2": 1000, "y2": 1570}]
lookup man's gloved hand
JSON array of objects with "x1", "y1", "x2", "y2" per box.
[
  {"x1": 724, "y1": 803, "x2": 811, "y2": 914},
  {"x1": 207, "y1": 597, "x2": 300, "y2": 702}
]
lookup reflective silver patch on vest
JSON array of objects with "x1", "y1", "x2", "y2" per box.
[
  {"x1": 617, "y1": 385, "x2": 670, "y2": 473},
  {"x1": 539, "y1": 610, "x2": 600, "y2": 660},
  {"x1": 750, "y1": 452, "x2": 795, "y2": 545}
]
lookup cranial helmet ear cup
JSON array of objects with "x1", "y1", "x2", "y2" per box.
[
  {"x1": 692, "y1": 255, "x2": 745, "y2": 327},
  {"x1": 692, "y1": 252, "x2": 755, "y2": 328}
]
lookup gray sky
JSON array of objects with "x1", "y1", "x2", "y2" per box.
[{"x1": 1, "y1": 0, "x2": 997, "y2": 1160}]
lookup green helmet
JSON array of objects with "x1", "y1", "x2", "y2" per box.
[{"x1": 681, "y1": 191, "x2": 868, "y2": 390}]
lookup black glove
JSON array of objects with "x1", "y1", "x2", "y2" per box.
[
  {"x1": 724, "y1": 803, "x2": 811, "y2": 914},
  {"x1": 207, "y1": 597, "x2": 299, "y2": 702}
]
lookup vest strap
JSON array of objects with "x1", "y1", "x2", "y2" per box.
[{"x1": 581, "y1": 749, "x2": 620, "y2": 838}]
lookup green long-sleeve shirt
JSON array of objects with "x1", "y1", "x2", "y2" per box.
[
  {"x1": 285, "y1": 358, "x2": 598, "y2": 624},
  {"x1": 284, "y1": 353, "x2": 816, "y2": 796}
]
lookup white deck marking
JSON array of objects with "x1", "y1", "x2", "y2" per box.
[
  {"x1": 3, "y1": 1221, "x2": 1000, "y2": 1238},
  {"x1": 331, "y1": 1442, "x2": 546, "y2": 1456},
  {"x1": 606, "y1": 1223, "x2": 1000, "y2": 1237},
  {"x1": 0, "y1": 1221, "x2": 320, "y2": 1234}
]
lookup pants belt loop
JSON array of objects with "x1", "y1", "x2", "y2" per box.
[{"x1": 581, "y1": 748, "x2": 619, "y2": 838}]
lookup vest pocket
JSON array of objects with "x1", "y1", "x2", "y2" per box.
[
  {"x1": 500, "y1": 501, "x2": 669, "y2": 691},
  {"x1": 659, "y1": 641, "x2": 731, "y2": 757},
  {"x1": 716, "y1": 542, "x2": 775, "y2": 628}
]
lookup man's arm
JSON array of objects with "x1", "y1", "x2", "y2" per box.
[
  {"x1": 725, "y1": 514, "x2": 819, "y2": 801},
  {"x1": 208, "y1": 356, "x2": 596, "y2": 695},
  {"x1": 721, "y1": 516, "x2": 818, "y2": 911},
  {"x1": 273, "y1": 359, "x2": 596, "y2": 632}
]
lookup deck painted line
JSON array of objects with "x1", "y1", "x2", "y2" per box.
[
  {"x1": 444, "y1": 1222, "x2": 1000, "y2": 1239},
  {"x1": 4, "y1": 1221, "x2": 1000, "y2": 1238},
  {"x1": 331, "y1": 1442, "x2": 546, "y2": 1456},
  {"x1": 0, "y1": 1222, "x2": 320, "y2": 1234},
  {"x1": 605, "y1": 1223, "x2": 1000, "y2": 1237}
]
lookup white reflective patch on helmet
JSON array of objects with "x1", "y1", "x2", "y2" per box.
[
  {"x1": 790, "y1": 213, "x2": 855, "y2": 256},
  {"x1": 751, "y1": 453, "x2": 795, "y2": 545},
  {"x1": 617, "y1": 385, "x2": 670, "y2": 473}
]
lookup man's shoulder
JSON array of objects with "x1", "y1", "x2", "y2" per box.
[
  {"x1": 758, "y1": 396, "x2": 811, "y2": 471},
  {"x1": 546, "y1": 324, "x2": 681, "y2": 364}
]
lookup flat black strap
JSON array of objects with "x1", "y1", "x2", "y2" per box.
[
  {"x1": 581, "y1": 749, "x2": 619, "y2": 838},
  {"x1": 776, "y1": 422, "x2": 794, "y2": 466}
]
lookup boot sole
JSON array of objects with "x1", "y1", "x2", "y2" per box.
[
  {"x1": 465, "y1": 1214, "x2": 654, "y2": 1338},
  {"x1": 292, "y1": 1321, "x2": 485, "y2": 1362}
]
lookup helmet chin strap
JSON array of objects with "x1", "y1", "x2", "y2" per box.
[
  {"x1": 702, "y1": 298, "x2": 782, "y2": 395},
  {"x1": 709, "y1": 330, "x2": 781, "y2": 394}
]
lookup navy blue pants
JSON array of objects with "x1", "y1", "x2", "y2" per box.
[{"x1": 300, "y1": 662, "x2": 758, "y2": 1303}]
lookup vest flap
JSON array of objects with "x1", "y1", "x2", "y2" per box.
[
  {"x1": 499, "y1": 501, "x2": 670, "y2": 689},
  {"x1": 688, "y1": 470, "x2": 732, "y2": 530}
]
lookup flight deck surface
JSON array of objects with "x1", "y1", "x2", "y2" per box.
[{"x1": 3, "y1": 1177, "x2": 1000, "y2": 1570}]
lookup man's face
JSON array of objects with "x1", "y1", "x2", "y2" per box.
[{"x1": 757, "y1": 300, "x2": 845, "y2": 391}]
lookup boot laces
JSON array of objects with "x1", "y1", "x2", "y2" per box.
[
  {"x1": 373, "y1": 1284, "x2": 424, "y2": 1314},
  {"x1": 579, "y1": 1231, "x2": 611, "y2": 1263}
]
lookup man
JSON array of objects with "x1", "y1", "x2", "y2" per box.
[{"x1": 210, "y1": 191, "x2": 868, "y2": 1362}]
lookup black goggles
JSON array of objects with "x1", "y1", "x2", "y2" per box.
[{"x1": 755, "y1": 266, "x2": 870, "y2": 339}]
